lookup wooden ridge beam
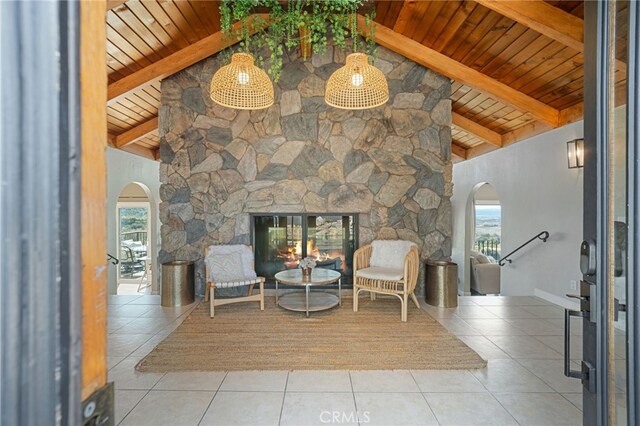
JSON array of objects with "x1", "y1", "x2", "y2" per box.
[
  {"x1": 107, "y1": 14, "x2": 268, "y2": 104},
  {"x1": 114, "y1": 117, "x2": 158, "y2": 148},
  {"x1": 452, "y1": 112, "x2": 502, "y2": 147},
  {"x1": 358, "y1": 15, "x2": 560, "y2": 126},
  {"x1": 474, "y1": 0, "x2": 583, "y2": 52}
]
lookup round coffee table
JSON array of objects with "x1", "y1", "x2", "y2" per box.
[{"x1": 274, "y1": 268, "x2": 342, "y2": 317}]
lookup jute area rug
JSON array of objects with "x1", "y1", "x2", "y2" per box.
[{"x1": 136, "y1": 297, "x2": 486, "y2": 372}]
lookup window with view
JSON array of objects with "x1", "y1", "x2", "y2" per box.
[{"x1": 474, "y1": 204, "x2": 501, "y2": 261}]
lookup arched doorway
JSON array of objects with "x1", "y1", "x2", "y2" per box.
[
  {"x1": 463, "y1": 182, "x2": 502, "y2": 295},
  {"x1": 116, "y1": 182, "x2": 155, "y2": 295}
]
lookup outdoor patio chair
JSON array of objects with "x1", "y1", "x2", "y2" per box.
[
  {"x1": 204, "y1": 244, "x2": 265, "y2": 318},
  {"x1": 353, "y1": 240, "x2": 420, "y2": 322}
]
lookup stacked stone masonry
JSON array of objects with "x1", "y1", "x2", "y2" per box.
[{"x1": 159, "y1": 45, "x2": 453, "y2": 295}]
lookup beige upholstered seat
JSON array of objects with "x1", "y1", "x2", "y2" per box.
[
  {"x1": 353, "y1": 240, "x2": 420, "y2": 322},
  {"x1": 470, "y1": 252, "x2": 501, "y2": 295},
  {"x1": 203, "y1": 244, "x2": 265, "y2": 318}
]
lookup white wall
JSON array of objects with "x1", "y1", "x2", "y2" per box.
[
  {"x1": 106, "y1": 147, "x2": 161, "y2": 294},
  {"x1": 452, "y1": 121, "x2": 584, "y2": 306},
  {"x1": 474, "y1": 183, "x2": 500, "y2": 204}
]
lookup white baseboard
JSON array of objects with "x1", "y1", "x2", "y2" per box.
[{"x1": 534, "y1": 288, "x2": 579, "y2": 310}]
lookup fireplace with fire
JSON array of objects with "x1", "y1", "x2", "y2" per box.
[{"x1": 251, "y1": 214, "x2": 357, "y2": 286}]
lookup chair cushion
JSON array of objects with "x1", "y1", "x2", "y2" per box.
[
  {"x1": 369, "y1": 240, "x2": 416, "y2": 270},
  {"x1": 476, "y1": 254, "x2": 492, "y2": 264},
  {"x1": 206, "y1": 245, "x2": 257, "y2": 283},
  {"x1": 356, "y1": 266, "x2": 404, "y2": 281}
]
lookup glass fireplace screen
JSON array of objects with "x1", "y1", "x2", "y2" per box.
[{"x1": 252, "y1": 214, "x2": 357, "y2": 286}]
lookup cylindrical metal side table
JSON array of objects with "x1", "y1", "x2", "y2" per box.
[
  {"x1": 425, "y1": 261, "x2": 458, "y2": 308},
  {"x1": 161, "y1": 261, "x2": 195, "y2": 307}
]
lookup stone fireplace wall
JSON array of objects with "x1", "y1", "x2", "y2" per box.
[{"x1": 159, "y1": 46, "x2": 453, "y2": 295}]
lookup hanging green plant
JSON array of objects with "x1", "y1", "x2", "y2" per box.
[{"x1": 218, "y1": 0, "x2": 377, "y2": 82}]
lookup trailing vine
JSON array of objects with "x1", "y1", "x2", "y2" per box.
[{"x1": 219, "y1": 0, "x2": 377, "y2": 82}]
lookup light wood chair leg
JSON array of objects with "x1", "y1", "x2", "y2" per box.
[
  {"x1": 247, "y1": 283, "x2": 255, "y2": 297},
  {"x1": 370, "y1": 292, "x2": 376, "y2": 301},
  {"x1": 210, "y1": 287, "x2": 215, "y2": 318},
  {"x1": 353, "y1": 287, "x2": 359, "y2": 312},
  {"x1": 259, "y1": 280, "x2": 264, "y2": 311},
  {"x1": 401, "y1": 294, "x2": 408, "y2": 322},
  {"x1": 410, "y1": 292, "x2": 420, "y2": 309}
]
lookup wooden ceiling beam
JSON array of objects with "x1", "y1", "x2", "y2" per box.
[
  {"x1": 121, "y1": 143, "x2": 159, "y2": 162},
  {"x1": 475, "y1": 0, "x2": 626, "y2": 73},
  {"x1": 358, "y1": 15, "x2": 560, "y2": 127},
  {"x1": 463, "y1": 100, "x2": 586, "y2": 160},
  {"x1": 466, "y1": 143, "x2": 499, "y2": 159},
  {"x1": 501, "y1": 102, "x2": 585, "y2": 146},
  {"x1": 474, "y1": 0, "x2": 584, "y2": 52},
  {"x1": 108, "y1": 134, "x2": 159, "y2": 161},
  {"x1": 107, "y1": 14, "x2": 268, "y2": 105},
  {"x1": 106, "y1": 0, "x2": 127, "y2": 10},
  {"x1": 114, "y1": 117, "x2": 158, "y2": 148},
  {"x1": 500, "y1": 120, "x2": 552, "y2": 147},
  {"x1": 451, "y1": 143, "x2": 468, "y2": 160},
  {"x1": 299, "y1": 27, "x2": 312, "y2": 59},
  {"x1": 452, "y1": 112, "x2": 502, "y2": 147}
]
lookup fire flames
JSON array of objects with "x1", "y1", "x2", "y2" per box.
[{"x1": 276, "y1": 239, "x2": 346, "y2": 271}]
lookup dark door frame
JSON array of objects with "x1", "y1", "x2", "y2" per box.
[
  {"x1": 627, "y1": 0, "x2": 640, "y2": 422},
  {"x1": 584, "y1": 0, "x2": 640, "y2": 424},
  {"x1": 0, "y1": 1, "x2": 82, "y2": 424}
]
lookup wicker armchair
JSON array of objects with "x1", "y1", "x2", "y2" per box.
[
  {"x1": 353, "y1": 240, "x2": 420, "y2": 322},
  {"x1": 203, "y1": 245, "x2": 265, "y2": 318}
]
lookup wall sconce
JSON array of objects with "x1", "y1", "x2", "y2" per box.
[{"x1": 567, "y1": 138, "x2": 584, "y2": 169}]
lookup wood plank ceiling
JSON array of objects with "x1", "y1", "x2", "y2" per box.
[
  {"x1": 104, "y1": 0, "x2": 606, "y2": 162},
  {"x1": 106, "y1": 0, "x2": 221, "y2": 159}
]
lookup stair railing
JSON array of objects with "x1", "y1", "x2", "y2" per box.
[
  {"x1": 498, "y1": 231, "x2": 549, "y2": 266},
  {"x1": 107, "y1": 253, "x2": 119, "y2": 265}
]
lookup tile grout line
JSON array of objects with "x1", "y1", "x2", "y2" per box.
[
  {"x1": 277, "y1": 371, "x2": 289, "y2": 426},
  {"x1": 409, "y1": 370, "x2": 441, "y2": 425},
  {"x1": 461, "y1": 322, "x2": 553, "y2": 426},
  {"x1": 558, "y1": 392, "x2": 584, "y2": 412},
  {"x1": 484, "y1": 390, "x2": 523, "y2": 426},
  {"x1": 529, "y1": 334, "x2": 570, "y2": 358},
  {"x1": 196, "y1": 372, "x2": 227, "y2": 426},
  {"x1": 512, "y1": 357, "x2": 581, "y2": 394},
  {"x1": 348, "y1": 371, "x2": 360, "y2": 426},
  {"x1": 116, "y1": 388, "x2": 153, "y2": 426}
]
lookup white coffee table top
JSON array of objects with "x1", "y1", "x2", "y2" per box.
[{"x1": 274, "y1": 268, "x2": 341, "y2": 286}]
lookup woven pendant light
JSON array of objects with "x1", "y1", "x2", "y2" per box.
[
  {"x1": 325, "y1": 53, "x2": 389, "y2": 110},
  {"x1": 210, "y1": 53, "x2": 274, "y2": 110}
]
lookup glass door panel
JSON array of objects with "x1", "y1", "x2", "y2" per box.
[
  {"x1": 253, "y1": 214, "x2": 357, "y2": 285},
  {"x1": 253, "y1": 215, "x2": 303, "y2": 281},
  {"x1": 306, "y1": 215, "x2": 356, "y2": 283},
  {"x1": 609, "y1": 1, "x2": 630, "y2": 423},
  {"x1": 117, "y1": 204, "x2": 150, "y2": 289}
]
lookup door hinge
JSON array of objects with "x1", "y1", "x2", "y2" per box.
[{"x1": 82, "y1": 382, "x2": 114, "y2": 426}]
